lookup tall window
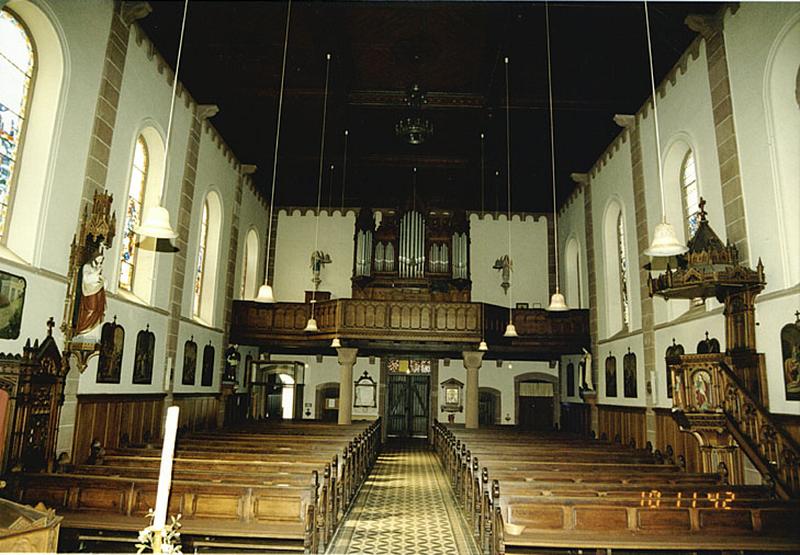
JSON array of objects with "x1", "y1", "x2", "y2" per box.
[
  {"x1": 617, "y1": 212, "x2": 630, "y2": 329},
  {"x1": 119, "y1": 136, "x2": 148, "y2": 290},
  {"x1": 193, "y1": 199, "x2": 209, "y2": 317},
  {"x1": 681, "y1": 150, "x2": 700, "y2": 238},
  {"x1": 0, "y1": 9, "x2": 35, "y2": 242}
]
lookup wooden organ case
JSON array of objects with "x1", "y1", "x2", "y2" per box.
[{"x1": 352, "y1": 208, "x2": 470, "y2": 301}]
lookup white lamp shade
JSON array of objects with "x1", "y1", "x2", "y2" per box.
[
  {"x1": 644, "y1": 222, "x2": 688, "y2": 257},
  {"x1": 478, "y1": 340, "x2": 489, "y2": 352},
  {"x1": 135, "y1": 206, "x2": 178, "y2": 239},
  {"x1": 330, "y1": 337, "x2": 341, "y2": 348},
  {"x1": 254, "y1": 284, "x2": 276, "y2": 303},
  {"x1": 304, "y1": 317, "x2": 319, "y2": 333},
  {"x1": 547, "y1": 291, "x2": 569, "y2": 311},
  {"x1": 503, "y1": 323, "x2": 518, "y2": 338}
]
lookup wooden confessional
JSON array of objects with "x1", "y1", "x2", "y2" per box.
[{"x1": 0, "y1": 319, "x2": 68, "y2": 474}]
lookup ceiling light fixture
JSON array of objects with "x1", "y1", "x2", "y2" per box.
[
  {"x1": 135, "y1": 0, "x2": 189, "y2": 239},
  {"x1": 502, "y1": 57, "x2": 518, "y2": 339},
  {"x1": 395, "y1": 84, "x2": 433, "y2": 145},
  {"x1": 305, "y1": 52, "x2": 333, "y2": 333},
  {"x1": 255, "y1": 0, "x2": 292, "y2": 303},
  {"x1": 642, "y1": 1, "x2": 688, "y2": 258},
  {"x1": 544, "y1": 4, "x2": 568, "y2": 312}
]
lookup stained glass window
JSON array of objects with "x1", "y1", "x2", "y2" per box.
[
  {"x1": 193, "y1": 199, "x2": 209, "y2": 317},
  {"x1": 617, "y1": 212, "x2": 630, "y2": 329},
  {"x1": 681, "y1": 150, "x2": 700, "y2": 238},
  {"x1": 119, "y1": 136, "x2": 148, "y2": 290},
  {"x1": 0, "y1": 9, "x2": 35, "y2": 241}
]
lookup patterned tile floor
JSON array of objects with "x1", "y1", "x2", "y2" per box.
[{"x1": 328, "y1": 441, "x2": 481, "y2": 555}]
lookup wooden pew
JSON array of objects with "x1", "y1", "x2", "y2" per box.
[
  {"x1": 433, "y1": 421, "x2": 800, "y2": 553},
  {"x1": 10, "y1": 418, "x2": 382, "y2": 553}
]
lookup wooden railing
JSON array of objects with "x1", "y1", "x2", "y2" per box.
[
  {"x1": 671, "y1": 354, "x2": 800, "y2": 499},
  {"x1": 231, "y1": 299, "x2": 589, "y2": 357}
]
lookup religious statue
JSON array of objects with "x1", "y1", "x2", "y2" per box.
[
  {"x1": 310, "y1": 250, "x2": 332, "y2": 290},
  {"x1": 74, "y1": 247, "x2": 107, "y2": 341},
  {"x1": 493, "y1": 255, "x2": 512, "y2": 294},
  {"x1": 580, "y1": 347, "x2": 594, "y2": 391},
  {"x1": 224, "y1": 344, "x2": 241, "y2": 382}
]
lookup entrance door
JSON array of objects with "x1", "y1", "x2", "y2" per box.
[
  {"x1": 518, "y1": 380, "x2": 554, "y2": 431},
  {"x1": 387, "y1": 374, "x2": 430, "y2": 438}
]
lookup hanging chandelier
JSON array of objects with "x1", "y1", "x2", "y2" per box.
[{"x1": 395, "y1": 84, "x2": 433, "y2": 145}]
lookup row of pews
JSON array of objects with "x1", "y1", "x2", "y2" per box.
[
  {"x1": 434, "y1": 421, "x2": 800, "y2": 554},
  {"x1": 9, "y1": 419, "x2": 381, "y2": 553}
]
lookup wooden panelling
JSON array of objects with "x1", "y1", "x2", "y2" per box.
[
  {"x1": 73, "y1": 394, "x2": 220, "y2": 465},
  {"x1": 73, "y1": 395, "x2": 164, "y2": 465},
  {"x1": 597, "y1": 405, "x2": 647, "y2": 448},
  {"x1": 773, "y1": 413, "x2": 800, "y2": 447},
  {"x1": 172, "y1": 394, "x2": 219, "y2": 432},
  {"x1": 560, "y1": 402, "x2": 590, "y2": 436},
  {"x1": 654, "y1": 408, "x2": 703, "y2": 473}
]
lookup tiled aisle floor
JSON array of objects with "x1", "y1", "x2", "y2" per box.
[{"x1": 328, "y1": 441, "x2": 481, "y2": 555}]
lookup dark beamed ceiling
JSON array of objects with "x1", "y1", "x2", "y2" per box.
[{"x1": 139, "y1": 1, "x2": 719, "y2": 213}]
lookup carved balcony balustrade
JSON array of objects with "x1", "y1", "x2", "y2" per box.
[{"x1": 230, "y1": 300, "x2": 589, "y2": 360}]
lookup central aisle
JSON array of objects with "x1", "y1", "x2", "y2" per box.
[{"x1": 328, "y1": 441, "x2": 481, "y2": 555}]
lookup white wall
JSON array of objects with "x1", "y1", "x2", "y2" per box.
[
  {"x1": 0, "y1": 1, "x2": 269, "y2": 400},
  {"x1": 272, "y1": 209, "x2": 356, "y2": 302},
  {"x1": 469, "y1": 213, "x2": 550, "y2": 308}
]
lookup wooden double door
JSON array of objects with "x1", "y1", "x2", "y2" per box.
[{"x1": 387, "y1": 374, "x2": 430, "y2": 438}]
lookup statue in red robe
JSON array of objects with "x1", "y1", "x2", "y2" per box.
[{"x1": 75, "y1": 250, "x2": 106, "y2": 340}]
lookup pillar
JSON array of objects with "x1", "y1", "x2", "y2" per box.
[
  {"x1": 463, "y1": 351, "x2": 484, "y2": 429},
  {"x1": 337, "y1": 347, "x2": 358, "y2": 425}
]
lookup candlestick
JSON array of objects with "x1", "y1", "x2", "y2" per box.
[{"x1": 153, "y1": 406, "x2": 180, "y2": 532}]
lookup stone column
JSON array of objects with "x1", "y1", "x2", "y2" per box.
[
  {"x1": 463, "y1": 351, "x2": 484, "y2": 429},
  {"x1": 337, "y1": 347, "x2": 358, "y2": 425}
]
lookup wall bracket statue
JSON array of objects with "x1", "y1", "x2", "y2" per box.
[
  {"x1": 493, "y1": 255, "x2": 512, "y2": 295},
  {"x1": 310, "y1": 250, "x2": 332, "y2": 290},
  {"x1": 61, "y1": 191, "x2": 116, "y2": 371}
]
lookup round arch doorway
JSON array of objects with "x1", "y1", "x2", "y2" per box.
[{"x1": 514, "y1": 372, "x2": 560, "y2": 431}]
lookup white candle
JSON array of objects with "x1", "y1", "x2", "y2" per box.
[{"x1": 153, "y1": 405, "x2": 180, "y2": 531}]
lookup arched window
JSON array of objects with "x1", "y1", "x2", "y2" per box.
[
  {"x1": 0, "y1": 9, "x2": 35, "y2": 242},
  {"x1": 564, "y1": 237, "x2": 583, "y2": 308},
  {"x1": 617, "y1": 212, "x2": 630, "y2": 330},
  {"x1": 192, "y1": 191, "x2": 222, "y2": 323},
  {"x1": 119, "y1": 136, "x2": 148, "y2": 291},
  {"x1": 240, "y1": 228, "x2": 259, "y2": 299},
  {"x1": 193, "y1": 200, "x2": 209, "y2": 317},
  {"x1": 680, "y1": 150, "x2": 700, "y2": 237}
]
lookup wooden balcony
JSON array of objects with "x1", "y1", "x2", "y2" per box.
[{"x1": 230, "y1": 299, "x2": 589, "y2": 360}]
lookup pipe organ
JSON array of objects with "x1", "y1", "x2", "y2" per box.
[{"x1": 352, "y1": 207, "x2": 471, "y2": 301}]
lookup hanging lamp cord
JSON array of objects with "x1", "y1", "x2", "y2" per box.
[
  {"x1": 341, "y1": 130, "x2": 348, "y2": 211},
  {"x1": 263, "y1": 0, "x2": 292, "y2": 286},
  {"x1": 160, "y1": 0, "x2": 189, "y2": 205},
  {"x1": 644, "y1": 0, "x2": 667, "y2": 223},
  {"x1": 480, "y1": 132, "x2": 485, "y2": 216},
  {"x1": 504, "y1": 56, "x2": 513, "y2": 323},
  {"x1": 311, "y1": 53, "x2": 332, "y2": 317},
  {"x1": 545, "y1": 4, "x2": 561, "y2": 296}
]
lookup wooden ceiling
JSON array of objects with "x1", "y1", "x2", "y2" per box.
[{"x1": 140, "y1": 1, "x2": 718, "y2": 212}]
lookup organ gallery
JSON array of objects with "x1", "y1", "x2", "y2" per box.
[{"x1": 0, "y1": 1, "x2": 797, "y2": 553}]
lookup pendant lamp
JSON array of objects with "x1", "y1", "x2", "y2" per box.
[
  {"x1": 135, "y1": 0, "x2": 190, "y2": 239},
  {"x1": 305, "y1": 53, "x2": 332, "y2": 333},
  {"x1": 642, "y1": 1, "x2": 688, "y2": 257},
  {"x1": 255, "y1": 1, "x2": 293, "y2": 303},
  {"x1": 478, "y1": 303, "x2": 489, "y2": 351},
  {"x1": 330, "y1": 337, "x2": 341, "y2": 348},
  {"x1": 544, "y1": 4, "x2": 569, "y2": 312},
  {"x1": 502, "y1": 57, "x2": 518, "y2": 339}
]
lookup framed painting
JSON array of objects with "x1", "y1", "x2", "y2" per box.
[
  {"x1": 605, "y1": 355, "x2": 617, "y2": 397},
  {"x1": 201, "y1": 343, "x2": 215, "y2": 387},
  {"x1": 132, "y1": 327, "x2": 155, "y2": 384},
  {"x1": 781, "y1": 318, "x2": 800, "y2": 401},
  {"x1": 623, "y1": 351, "x2": 637, "y2": 398},
  {"x1": 97, "y1": 321, "x2": 124, "y2": 383},
  {"x1": 354, "y1": 371, "x2": 377, "y2": 408},
  {"x1": 0, "y1": 270, "x2": 25, "y2": 339},
  {"x1": 182, "y1": 338, "x2": 197, "y2": 386},
  {"x1": 566, "y1": 362, "x2": 575, "y2": 397}
]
